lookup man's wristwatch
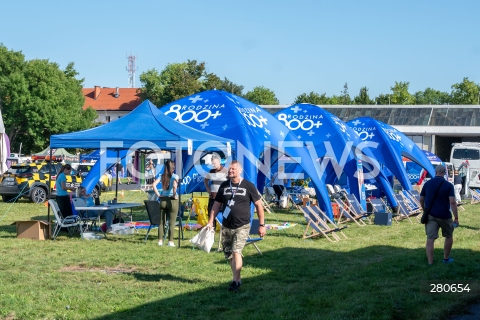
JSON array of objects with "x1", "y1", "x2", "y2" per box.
[{"x1": 259, "y1": 224, "x2": 265, "y2": 227}]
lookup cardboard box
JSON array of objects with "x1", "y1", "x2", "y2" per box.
[{"x1": 12, "y1": 220, "x2": 51, "y2": 240}]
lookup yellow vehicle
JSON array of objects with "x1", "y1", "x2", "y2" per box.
[
  {"x1": 75, "y1": 163, "x2": 113, "y2": 192},
  {"x1": 0, "y1": 162, "x2": 101, "y2": 203}
]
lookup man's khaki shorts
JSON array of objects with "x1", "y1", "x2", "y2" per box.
[
  {"x1": 221, "y1": 223, "x2": 250, "y2": 259},
  {"x1": 425, "y1": 215, "x2": 454, "y2": 239}
]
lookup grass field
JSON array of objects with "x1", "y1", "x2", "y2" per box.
[{"x1": 0, "y1": 190, "x2": 479, "y2": 320}]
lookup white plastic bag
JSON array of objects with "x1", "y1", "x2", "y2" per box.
[
  {"x1": 190, "y1": 226, "x2": 215, "y2": 253},
  {"x1": 279, "y1": 196, "x2": 288, "y2": 208}
]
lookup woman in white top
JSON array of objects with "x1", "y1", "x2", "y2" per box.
[{"x1": 153, "y1": 159, "x2": 179, "y2": 247}]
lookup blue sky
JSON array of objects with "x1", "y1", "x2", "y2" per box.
[{"x1": 1, "y1": 0, "x2": 479, "y2": 104}]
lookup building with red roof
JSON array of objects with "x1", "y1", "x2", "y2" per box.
[{"x1": 82, "y1": 86, "x2": 142, "y2": 123}]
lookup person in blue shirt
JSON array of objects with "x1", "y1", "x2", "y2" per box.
[
  {"x1": 56, "y1": 164, "x2": 76, "y2": 219},
  {"x1": 77, "y1": 186, "x2": 115, "y2": 233},
  {"x1": 420, "y1": 165, "x2": 459, "y2": 265},
  {"x1": 152, "y1": 159, "x2": 179, "y2": 247}
]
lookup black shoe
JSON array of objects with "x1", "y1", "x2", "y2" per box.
[{"x1": 228, "y1": 281, "x2": 238, "y2": 292}]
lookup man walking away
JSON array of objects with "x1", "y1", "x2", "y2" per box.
[{"x1": 420, "y1": 165, "x2": 459, "y2": 265}]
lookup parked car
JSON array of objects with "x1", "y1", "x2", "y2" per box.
[
  {"x1": 0, "y1": 161, "x2": 102, "y2": 203},
  {"x1": 6, "y1": 153, "x2": 30, "y2": 165},
  {"x1": 73, "y1": 163, "x2": 113, "y2": 192}
]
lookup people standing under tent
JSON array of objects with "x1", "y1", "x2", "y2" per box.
[
  {"x1": 453, "y1": 170, "x2": 462, "y2": 204},
  {"x1": 420, "y1": 165, "x2": 459, "y2": 265},
  {"x1": 207, "y1": 160, "x2": 266, "y2": 293},
  {"x1": 204, "y1": 155, "x2": 228, "y2": 227},
  {"x1": 77, "y1": 186, "x2": 116, "y2": 233},
  {"x1": 272, "y1": 166, "x2": 287, "y2": 208},
  {"x1": 152, "y1": 159, "x2": 179, "y2": 247},
  {"x1": 55, "y1": 164, "x2": 75, "y2": 219},
  {"x1": 116, "y1": 162, "x2": 123, "y2": 185},
  {"x1": 126, "y1": 160, "x2": 133, "y2": 185},
  {"x1": 145, "y1": 159, "x2": 156, "y2": 186}
]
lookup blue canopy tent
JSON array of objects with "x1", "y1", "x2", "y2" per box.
[
  {"x1": 49, "y1": 100, "x2": 234, "y2": 241},
  {"x1": 404, "y1": 150, "x2": 442, "y2": 184},
  {"x1": 274, "y1": 104, "x2": 398, "y2": 209},
  {"x1": 51, "y1": 100, "x2": 233, "y2": 192},
  {"x1": 347, "y1": 117, "x2": 435, "y2": 191},
  {"x1": 159, "y1": 90, "x2": 335, "y2": 219},
  {"x1": 423, "y1": 150, "x2": 441, "y2": 162},
  {"x1": 51, "y1": 100, "x2": 232, "y2": 151},
  {"x1": 178, "y1": 163, "x2": 210, "y2": 194}
]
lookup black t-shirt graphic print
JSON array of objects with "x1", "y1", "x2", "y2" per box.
[{"x1": 215, "y1": 179, "x2": 261, "y2": 229}]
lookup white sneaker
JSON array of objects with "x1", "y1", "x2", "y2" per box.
[
  {"x1": 158, "y1": 240, "x2": 163, "y2": 246},
  {"x1": 167, "y1": 241, "x2": 175, "y2": 247}
]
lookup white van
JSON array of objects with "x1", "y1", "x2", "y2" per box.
[{"x1": 450, "y1": 143, "x2": 480, "y2": 194}]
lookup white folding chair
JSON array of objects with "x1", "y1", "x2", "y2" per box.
[{"x1": 49, "y1": 199, "x2": 84, "y2": 240}]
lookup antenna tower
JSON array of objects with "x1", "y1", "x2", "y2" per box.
[{"x1": 126, "y1": 54, "x2": 138, "y2": 88}]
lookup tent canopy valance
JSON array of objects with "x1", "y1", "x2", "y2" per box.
[{"x1": 50, "y1": 100, "x2": 234, "y2": 151}]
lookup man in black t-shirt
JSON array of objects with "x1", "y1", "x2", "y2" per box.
[{"x1": 207, "y1": 160, "x2": 266, "y2": 293}]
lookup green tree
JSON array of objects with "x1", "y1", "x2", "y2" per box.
[
  {"x1": 374, "y1": 94, "x2": 391, "y2": 105},
  {"x1": 354, "y1": 87, "x2": 375, "y2": 105},
  {"x1": 160, "y1": 60, "x2": 205, "y2": 106},
  {"x1": 450, "y1": 77, "x2": 480, "y2": 105},
  {"x1": 203, "y1": 74, "x2": 244, "y2": 96},
  {"x1": 341, "y1": 82, "x2": 351, "y2": 105},
  {"x1": 137, "y1": 68, "x2": 164, "y2": 107},
  {"x1": 244, "y1": 86, "x2": 279, "y2": 105},
  {"x1": 139, "y1": 60, "x2": 245, "y2": 106},
  {"x1": 327, "y1": 95, "x2": 342, "y2": 105},
  {"x1": 138, "y1": 60, "x2": 206, "y2": 107},
  {"x1": 414, "y1": 88, "x2": 450, "y2": 105},
  {"x1": 218, "y1": 77, "x2": 244, "y2": 96},
  {"x1": 203, "y1": 72, "x2": 221, "y2": 92},
  {"x1": 390, "y1": 81, "x2": 415, "y2": 105},
  {"x1": 0, "y1": 44, "x2": 96, "y2": 153},
  {"x1": 293, "y1": 91, "x2": 331, "y2": 105}
]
